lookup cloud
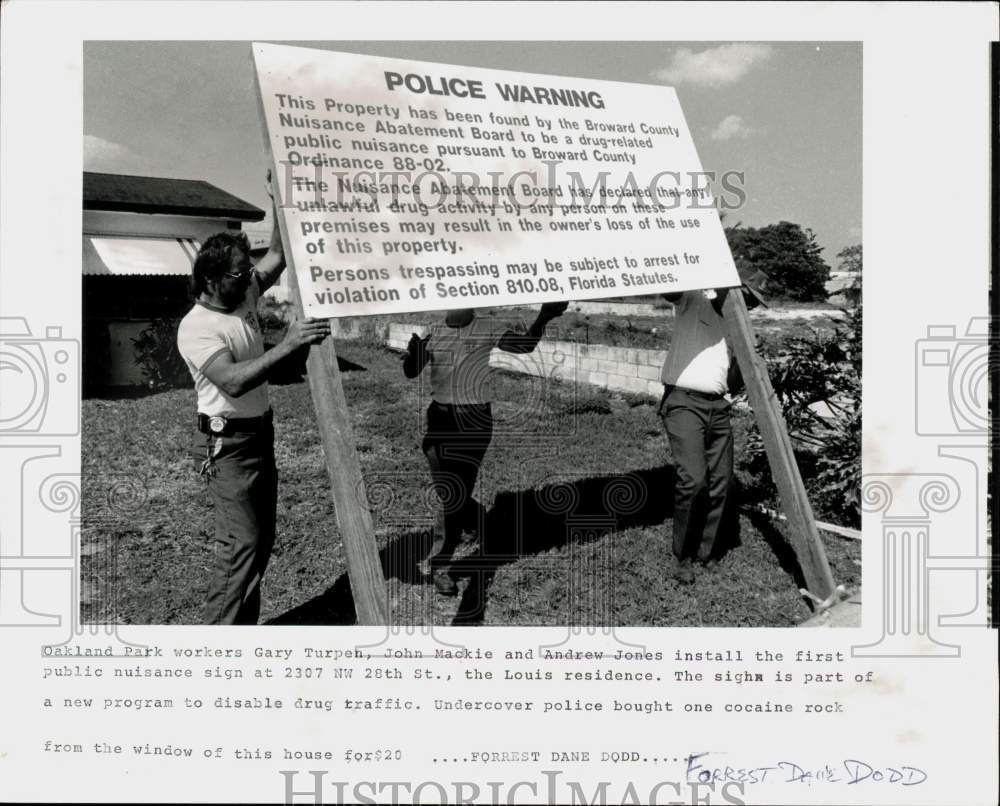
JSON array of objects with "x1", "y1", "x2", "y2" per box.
[
  {"x1": 710, "y1": 115, "x2": 755, "y2": 141},
  {"x1": 652, "y1": 43, "x2": 773, "y2": 88},
  {"x1": 83, "y1": 135, "x2": 148, "y2": 173}
]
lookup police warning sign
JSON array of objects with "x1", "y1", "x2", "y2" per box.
[{"x1": 252, "y1": 43, "x2": 740, "y2": 317}]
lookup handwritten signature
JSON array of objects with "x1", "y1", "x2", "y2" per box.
[{"x1": 686, "y1": 753, "x2": 928, "y2": 786}]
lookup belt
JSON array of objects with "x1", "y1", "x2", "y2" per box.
[
  {"x1": 430, "y1": 401, "x2": 491, "y2": 411},
  {"x1": 197, "y1": 409, "x2": 273, "y2": 435},
  {"x1": 662, "y1": 385, "x2": 725, "y2": 401}
]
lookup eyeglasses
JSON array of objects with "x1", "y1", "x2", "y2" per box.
[{"x1": 224, "y1": 268, "x2": 253, "y2": 281}]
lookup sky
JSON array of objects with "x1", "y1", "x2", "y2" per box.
[{"x1": 83, "y1": 41, "x2": 861, "y2": 263}]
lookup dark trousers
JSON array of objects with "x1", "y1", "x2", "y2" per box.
[
  {"x1": 421, "y1": 402, "x2": 493, "y2": 568},
  {"x1": 660, "y1": 386, "x2": 734, "y2": 562},
  {"x1": 192, "y1": 426, "x2": 277, "y2": 624}
]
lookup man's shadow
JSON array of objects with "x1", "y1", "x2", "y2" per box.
[{"x1": 269, "y1": 465, "x2": 751, "y2": 626}]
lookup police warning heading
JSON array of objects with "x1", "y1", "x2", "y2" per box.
[{"x1": 252, "y1": 43, "x2": 740, "y2": 318}]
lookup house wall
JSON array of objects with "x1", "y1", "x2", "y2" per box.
[{"x1": 82, "y1": 208, "x2": 285, "y2": 389}]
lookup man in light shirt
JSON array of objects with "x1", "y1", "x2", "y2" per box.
[
  {"x1": 660, "y1": 269, "x2": 768, "y2": 584},
  {"x1": 177, "y1": 175, "x2": 330, "y2": 624},
  {"x1": 403, "y1": 303, "x2": 568, "y2": 595}
]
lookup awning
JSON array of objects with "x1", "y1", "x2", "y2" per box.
[{"x1": 82, "y1": 236, "x2": 200, "y2": 276}]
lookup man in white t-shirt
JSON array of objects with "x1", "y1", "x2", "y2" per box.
[
  {"x1": 660, "y1": 269, "x2": 768, "y2": 584},
  {"x1": 177, "y1": 176, "x2": 330, "y2": 624}
]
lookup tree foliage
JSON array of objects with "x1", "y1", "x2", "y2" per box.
[
  {"x1": 726, "y1": 221, "x2": 831, "y2": 302},
  {"x1": 836, "y1": 243, "x2": 862, "y2": 274},
  {"x1": 132, "y1": 318, "x2": 190, "y2": 390}
]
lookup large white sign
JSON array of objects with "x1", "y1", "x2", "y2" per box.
[{"x1": 252, "y1": 43, "x2": 740, "y2": 317}]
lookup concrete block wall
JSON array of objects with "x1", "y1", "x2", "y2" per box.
[
  {"x1": 334, "y1": 319, "x2": 666, "y2": 398},
  {"x1": 331, "y1": 316, "x2": 394, "y2": 342},
  {"x1": 561, "y1": 300, "x2": 663, "y2": 317},
  {"x1": 375, "y1": 322, "x2": 667, "y2": 399},
  {"x1": 386, "y1": 322, "x2": 427, "y2": 351},
  {"x1": 333, "y1": 309, "x2": 843, "y2": 407},
  {"x1": 560, "y1": 341, "x2": 666, "y2": 397}
]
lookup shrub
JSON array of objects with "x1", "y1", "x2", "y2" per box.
[
  {"x1": 738, "y1": 304, "x2": 861, "y2": 527},
  {"x1": 132, "y1": 318, "x2": 189, "y2": 390}
]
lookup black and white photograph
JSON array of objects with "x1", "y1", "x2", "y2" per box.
[
  {"x1": 1, "y1": 4, "x2": 995, "y2": 805},
  {"x1": 81, "y1": 40, "x2": 862, "y2": 627}
]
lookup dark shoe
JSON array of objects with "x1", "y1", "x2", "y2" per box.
[
  {"x1": 673, "y1": 559, "x2": 695, "y2": 585},
  {"x1": 432, "y1": 569, "x2": 458, "y2": 596}
]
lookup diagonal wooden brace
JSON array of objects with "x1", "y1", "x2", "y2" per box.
[{"x1": 721, "y1": 289, "x2": 837, "y2": 601}]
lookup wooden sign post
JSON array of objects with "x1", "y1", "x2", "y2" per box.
[
  {"x1": 281, "y1": 260, "x2": 388, "y2": 626},
  {"x1": 722, "y1": 290, "x2": 837, "y2": 601}
]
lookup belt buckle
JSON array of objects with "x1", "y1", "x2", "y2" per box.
[{"x1": 208, "y1": 415, "x2": 227, "y2": 435}]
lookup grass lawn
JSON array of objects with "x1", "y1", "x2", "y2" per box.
[
  {"x1": 336, "y1": 305, "x2": 841, "y2": 352},
  {"x1": 82, "y1": 341, "x2": 860, "y2": 627}
]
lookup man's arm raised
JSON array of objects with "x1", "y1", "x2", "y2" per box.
[{"x1": 254, "y1": 169, "x2": 286, "y2": 293}]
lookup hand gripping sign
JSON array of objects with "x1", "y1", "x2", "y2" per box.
[{"x1": 251, "y1": 43, "x2": 740, "y2": 318}]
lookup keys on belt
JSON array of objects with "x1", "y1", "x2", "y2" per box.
[{"x1": 194, "y1": 411, "x2": 271, "y2": 480}]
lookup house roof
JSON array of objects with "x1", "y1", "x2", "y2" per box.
[{"x1": 83, "y1": 172, "x2": 265, "y2": 221}]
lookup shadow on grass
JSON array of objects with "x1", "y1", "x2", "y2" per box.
[
  {"x1": 269, "y1": 464, "x2": 776, "y2": 626},
  {"x1": 267, "y1": 466, "x2": 821, "y2": 627}
]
